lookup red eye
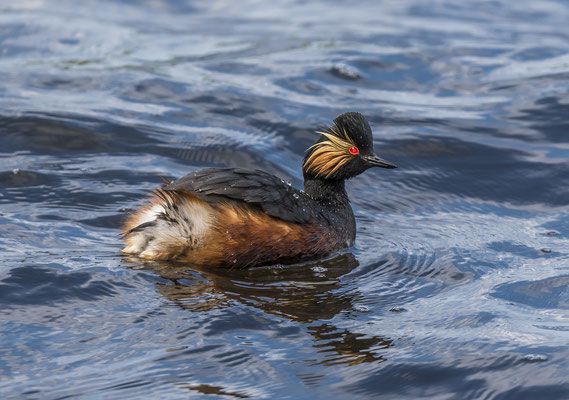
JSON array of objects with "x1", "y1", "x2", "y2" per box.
[{"x1": 349, "y1": 146, "x2": 359, "y2": 155}]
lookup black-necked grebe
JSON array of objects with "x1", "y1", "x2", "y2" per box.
[{"x1": 121, "y1": 112, "x2": 396, "y2": 269}]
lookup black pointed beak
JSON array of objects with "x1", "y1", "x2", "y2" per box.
[{"x1": 363, "y1": 154, "x2": 397, "y2": 169}]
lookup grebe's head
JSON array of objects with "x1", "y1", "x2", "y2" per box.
[{"x1": 303, "y1": 112, "x2": 396, "y2": 180}]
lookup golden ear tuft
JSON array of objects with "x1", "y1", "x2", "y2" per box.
[{"x1": 303, "y1": 126, "x2": 357, "y2": 178}]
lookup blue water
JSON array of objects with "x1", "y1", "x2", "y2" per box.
[{"x1": 1, "y1": 1, "x2": 569, "y2": 399}]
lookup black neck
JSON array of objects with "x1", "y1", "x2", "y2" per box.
[
  {"x1": 304, "y1": 178, "x2": 348, "y2": 206},
  {"x1": 303, "y1": 177, "x2": 356, "y2": 244}
]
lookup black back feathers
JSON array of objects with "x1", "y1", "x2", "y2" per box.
[{"x1": 165, "y1": 168, "x2": 325, "y2": 224}]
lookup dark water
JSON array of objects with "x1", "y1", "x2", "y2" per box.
[{"x1": 1, "y1": 0, "x2": 569, "y2": 398}]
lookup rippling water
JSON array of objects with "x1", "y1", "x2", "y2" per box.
[{"x1": 2, "y1": 0, "x2": 569, "y2": 398}]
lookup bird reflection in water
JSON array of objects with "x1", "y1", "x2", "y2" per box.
[{"x1": 126, "y1": 252, "x2": 393, "y2": 366}]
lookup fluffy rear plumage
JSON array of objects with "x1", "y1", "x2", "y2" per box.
[{"x1": 121, "y1": 189, "x2": 213, "y2": 260}]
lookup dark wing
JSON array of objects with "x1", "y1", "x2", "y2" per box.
[{"x1": 164, "y1": 168, "x2": 323, "y2": 224}]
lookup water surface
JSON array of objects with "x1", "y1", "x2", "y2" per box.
[{"x1": 1, "y1": 0, "x2": 569, "y2": 399}]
